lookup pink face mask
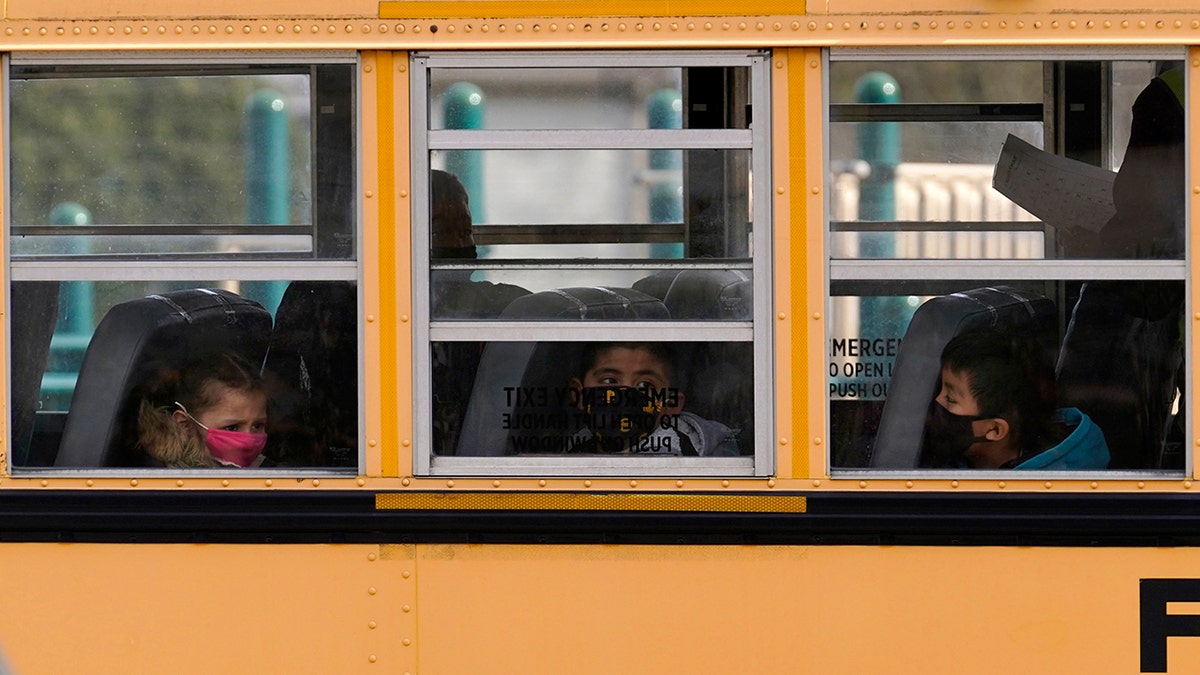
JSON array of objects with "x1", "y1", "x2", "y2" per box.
[{"x1": 176, "y1": 402, "x2": 267, "y2": 467}]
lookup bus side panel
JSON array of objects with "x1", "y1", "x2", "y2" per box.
[
  {"x1": 1, "y1": 542, "x2": 1199, "y2": 672},
  {"x1": 413, "y1": 544, "x2": 1196, "y2": 674},
  {"x1": 0, "y1": 543, "x2": 413, "y2": 674}
]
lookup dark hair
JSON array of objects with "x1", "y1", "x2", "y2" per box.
[
  {"x1": 940, "y1": 328, "x2": 1056, "y2": 455},
  {"x1": 431, "y1": 169, "x2": 469, "y2": 208},
  {"x1": 577, "y1": 342, "x2": 676, "y2": 384},
  {"x1": 431, "y1": 169, "x2": 473, "y2": 250},
  {"x1": 175, "y1": 351, "x2": 265, "y2": 415}
]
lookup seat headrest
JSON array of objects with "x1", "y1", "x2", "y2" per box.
[
  {"x1": 499, "y1": 287, "x2": 670, "y2": 321},
  {"x1": 262, "y1": 281, "x2": 358, "y2": 467},
  {"x1": 634, "y1": 269, "x2": 753, "y2": 320}
]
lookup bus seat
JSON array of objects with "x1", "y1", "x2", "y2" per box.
[
  {"x1": 9, "y1": 281, "x2": 61, "y2": 467},
  {"x1": 1055, "y1": 281, "x2": 1184, "y2": 470},
  {"x1": 496, "y1": 286, "x2": 671, "y2": 321},
  {"x1": 633, "y1": 269, "x2": 752, "y2": 320},
  {"x1": 54, "y1": 288, "x2": 272, "y2": 468},
  {"x1": 429, "y1": 276, "x2": 531, "y2": 455},
  {"x1": 456, "y1": 287, "x2": 669, "y2": 456},
  {"x1": 261, "y1": 281, "x2": 358, "y2": 468},
  {"x1": 869, "y1": 286, "x2": 1057, "y2": 469}
]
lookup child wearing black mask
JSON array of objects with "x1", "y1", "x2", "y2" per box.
[
  {"x1": 568, "y1": 342, "x2": 739, "y2": 456},
  {"x1": 925, "y1": 329, "x2": 1109, "y2": 469}
]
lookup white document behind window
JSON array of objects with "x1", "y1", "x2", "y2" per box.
[{"x1": 991, "y1": 133, "x2": 1116, "y2": 233}]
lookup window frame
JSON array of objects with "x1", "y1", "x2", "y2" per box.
[
  {"x1": 824, "y1": 46, "x2": 1191, "y2": 479},
  {"x1": 411, "y1": 49, "x2": 775, "y2": 477},
  {"x1": 4, "y1": 50, "x2": 365, "y2": 475}
]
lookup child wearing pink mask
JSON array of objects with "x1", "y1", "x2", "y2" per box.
[{"x1": 137, "y1": 351, "x2": 268, "y2": 468}]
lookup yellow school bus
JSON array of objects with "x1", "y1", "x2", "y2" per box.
[{"x1": 0, "y1": 0, "x2": 1198, "y2": 673}]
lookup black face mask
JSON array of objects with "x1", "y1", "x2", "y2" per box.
[
  {"x1": 581, "y1": 386, "x2": 660, "y2": 452},
  {"x1": 430, "y1": 246, "x2": 478, "y2": 260},
  {"x1": 924, "y1": 400, "x2": 990, "y2": 465}
]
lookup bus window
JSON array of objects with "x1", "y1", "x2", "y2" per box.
[
  {"x1": 437, "y1": 340, "x2": 752, "y2": 459},
  {"x1": 413, "y1": 51, "x2": 772, "y2": 476},
  {"x1": 7, "y1": 56, "x2": 359, "y2": 471},
  {"x1": 828, "y1": 53, "x2": 1187, "y2": 474}
]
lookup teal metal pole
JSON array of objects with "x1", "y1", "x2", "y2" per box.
[
  {"x1": 442, "y1": 82, "x2": 486, "y2": 223},
  {"x1": 853, "y1": 73, "x2": 910, "y2": 401},
  {"x1": 45, "y1": 202, "x2": 94, "y2": 407},
  {"x1": 49, "y1": 202, "x2": 93, "y2": 336},
  {"x1": 244, "y1": 89, "x2": 290, "y2": 314},
  {"x1": 245, "y1": 89, "x2": 290, "y2": 225},
  {"x1": 855, "y1": 72, "x2": 900, "y2": 225},
  {"x1": 647, "y1": 88, "x2": 683, "y2": 258}
]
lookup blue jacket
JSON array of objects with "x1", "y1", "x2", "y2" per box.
[{"x1": 1014, "y1": 408, "x2": 1110, "y2": 470}]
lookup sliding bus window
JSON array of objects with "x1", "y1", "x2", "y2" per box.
[
  {"x1": 413, "y1": 51, "x2": 772, "y2": 476},
  {"x1": 6, "y1": 55, "x2": 360, "y2": 472},
  {"x1": 828, "y1": 52, "x2": 1187, "y2": 474}
]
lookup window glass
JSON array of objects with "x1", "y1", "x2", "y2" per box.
[
  {"x1": 431, "y1": 268, "x2": 752, "y2": 321},
  {"x1": 430, "y1": 66, "x2": 703, "y2": 131},
  {"x1": 430, "y1": 147, "x2": 749, "y2": 232},
  {"x1": 11, "y1": 73, "x2": 313, "y2": 226},
  {"x1": 432, "y1": 341, "x2": 753, "y2": 458},
  {"x1": 427, "y1": 147, "x2": 753, "y2": 295},
  {"x1": 10, "y1": 64, "x2": 355, "y2": 261},
  {"x1": 830, "y1": 58, "x2": 1184, "y2": 261},
  {"x1": 8, "y1": 58, "x2": 359, "y2": 471},
  {"x1": 10, "y1": 279, "x2": 359, "y2": 471},
  {"x1": 12, "y1": 234, "x2": 316, "y2": 258},
  {"x1": 829, "y1": 61, "x2": 1043, "y2": 104},
  {"x1": 416, "y1": 51, "x2": 770, "y2": 476},
  {"x1": 829, "y1": 55, "x2": 1187, "y2": 474}
]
